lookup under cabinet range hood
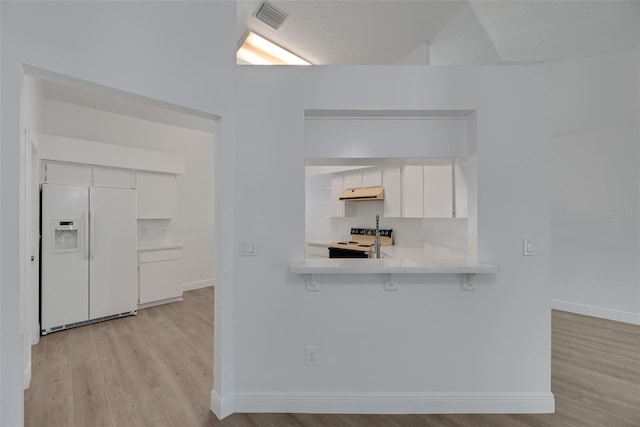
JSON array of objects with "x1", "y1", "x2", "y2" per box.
[{"x1": 339, "y1": 186, "x2": 384, "y2": 201}]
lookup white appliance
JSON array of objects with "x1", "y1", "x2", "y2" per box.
[{"x1": 41, "y1": 183, "x2": 138, "y2": 334}]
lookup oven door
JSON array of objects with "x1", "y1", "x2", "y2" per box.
[{"x1": 329, "y1": 247, "x2": 370, "y2": 258}]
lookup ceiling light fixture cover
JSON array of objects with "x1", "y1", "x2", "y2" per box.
[{"x1": 237, "y1": 31, "x2": 311, "y2": 65}]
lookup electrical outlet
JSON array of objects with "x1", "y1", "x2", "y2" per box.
[
  {"x1": 305, "y1": 346, "x2": 319, "y2": 367},
  {"x1": 523, "y1": 239, "x2": 535, "y2": 256}
]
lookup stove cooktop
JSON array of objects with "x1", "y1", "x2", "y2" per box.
[{"x1": 329, "y1": 228, "x2": 393, "y2": 253}]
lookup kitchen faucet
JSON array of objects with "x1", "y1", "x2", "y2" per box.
[{"x1": 374, "y1": 214, "x2": 381, "y2": 259}]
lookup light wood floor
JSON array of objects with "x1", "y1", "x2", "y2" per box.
[{"x1": 26, "y1": 288, "x2": 640, "y2": 427}]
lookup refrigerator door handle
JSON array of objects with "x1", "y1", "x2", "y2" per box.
[
  {"x1": 84, "y1": 210, "x2": 89, "y2": 259},
  {"x1": 90, "y1": 210, "x2": 96, "y2": 260}
]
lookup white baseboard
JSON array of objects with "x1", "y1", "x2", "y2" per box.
[
  {"x1": 23, "y1": 360, "x2": 32, "y2": 390},
  {"x1": 211, "y1": 389, "x2": 235, "y2": 420},
  {"x1": 183, "y1": 279, "x2": 214, "y2": 292},
  {"x1": 32, "y1": 322, "x2": 40, "y2": 345},
  {"x1": 137, "y1": 296, "x2": 183, "y2": 310},
  {"x1": 220, "y1": 391, "x2": 555, "y2": 416},
  {"x1": 552, "y1": 299, "x2": 640, "y2": 325}
]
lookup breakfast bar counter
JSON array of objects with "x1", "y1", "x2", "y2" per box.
[
  {"x1": 290, "y1": 257, "x2": 499, "y2": 275},
  {"x1": 291, "y1": 242, "x2": 499, "y2": 291}
]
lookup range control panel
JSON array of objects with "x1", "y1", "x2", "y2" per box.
[{"x1": 350, "y1": 228, "x2": 393, "y2": 238}]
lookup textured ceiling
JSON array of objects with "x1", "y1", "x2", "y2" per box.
[{"x1": 237, "y1": 0, "x2": 640, "y2": 65}]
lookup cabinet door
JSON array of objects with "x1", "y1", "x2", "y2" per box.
[
  {"x1": 306, "y1": 243, "x2": 329, "y2": 258},
  {"x1": 330, "y1": 174, "x2": 344, "y2": 217},
  {"x1": 93, "y1": 167, "x2": 132, "y2": 189},
  {"x1": 139, "y1": 259, "x2": 181, "y2": 304},
  {"x1": 342, "y1": 171, "x2": 362, "y2": 190},
  {"x1": 454, "y1": 161, "x2": 468, "y2": 218},
  {"x1": 423, "y1": 165, "x2": 453, "y2": 218},
  {"x1": 402, "y1": 166, "x2": 424, "y2": 218},
  {"x1": 44, "y1": 162, "x2": 92, "y2": 186},
  {"x1": 382, "y1": 167, "x2": 402, "y2": 217},
  {"x1": 138, "y1": 248, "x2": 182, "y2": 304},
  {"x1": 362, "y1": 168, "x2": 382, "y2": 187},
  {"x1": 136, "y1": 172, "x2": 177, "y2": 219}
]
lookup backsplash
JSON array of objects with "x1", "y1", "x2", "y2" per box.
[
  {"x1": 422, "y1": 218, "x2": 467, "y2": 251},
  {"x1": 137, "y1": 219, "x2": 173, "y2": 246},
  {"x1": 333, "y1": 202, "x2": 467, "y2": 250}
]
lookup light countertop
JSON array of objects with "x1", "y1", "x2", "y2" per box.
[
  {"x1": 294, "y1": 242, "x2": 498, "y2": 275},
  {"x1": 137, "y1": 243, "x2": 183, "y2": 252},
  {"x1": 381, "y1": 243, "x2": 467, "y2": 261},
  {"x1": 298, "y1": 239, "x2": 499, "y2": 276},
  {"x1": 306, "y1": 240, "x2": 333, "y2": 246},
  {"x1": 290, "y1": 257, "x2": 499, "y2": 275}
]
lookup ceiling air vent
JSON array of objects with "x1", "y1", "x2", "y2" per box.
[{"x1": 255, "y1": 2, "x2": 288, "y2": 30}]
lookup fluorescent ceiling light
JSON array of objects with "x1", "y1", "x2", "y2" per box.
[{"x1": 237, "y1": 31, "x2": 311, "y2": 66}]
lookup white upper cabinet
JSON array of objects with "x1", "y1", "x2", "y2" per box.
[
  {"x1": 342, "y1": 171, "x2": 363, "y2": 190},
  {"x1": 330, "y1": 174, "x2": 345, "y2": 217},
  {"x1": 325, "y1": 163, "x2": 461, "y2": 220},
  {"x1": 402, "y1": 166, "x2": 424, "y2": 218},
  {"x1": 43, "y1": 161, "x2": 180, "y2": 220},
  {"x1": 382, "y1": 167, "x2": 402, "y2": 218},
  {"x1": 44, "y1": 161, "x2": 134, "y2": 189},
  {"x1": 362, "y1": 168, "x2": 382, "y2": 187},
  {"x1": 136, "y1": 172, "x2": 177, "y2": 219},
  {"x1": 384, "y1": 163, "x2": 456, "y2": 219},
  {"x1": 44, "y1": 162, "x2": 92, "y2": 186},
  {"x1": 93, "y1": 167, "x2": 133, "y2": 189},
  {"x1": 454, "y1": 161, "x2": 468, "y2": 219},
  {"x1": 423, "y1": 164, "x2": 454, "y2": 218}
]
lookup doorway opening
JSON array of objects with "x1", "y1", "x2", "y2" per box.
[{"x1": 19, "y1": 66, "x2": 221, "y2": 424}]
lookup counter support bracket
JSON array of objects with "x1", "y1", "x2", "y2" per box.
[
  {"x1": 306, "y1": 274, "x2": 320, "y2": 291},
  {"x1": 384, "y1": 274, "x2": 398, "y2": 291},
  {"x1": 462, "y1": 273, "x2": 476, "y2": 291}
]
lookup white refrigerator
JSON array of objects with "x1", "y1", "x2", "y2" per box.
[{"x1": 41, "y1": 183, "x2": 138, "y2": 334}]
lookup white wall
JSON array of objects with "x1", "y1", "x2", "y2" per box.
[
  {"x1": 233, "y1": 66, "x2": 552, "y2": 412},
  {"x1": 2, "y1": 2, "x2": 554, "y2": 423},
  {"x1": 305, "y1": 117, "x2": 468, "y2": 159},
  {"x1": 42, "y1": 99, "x2": 215, "y2": 289},
  {"x1": 549, "y1": 51, "x2": 640, "y2": 323},
  {"x1": 19, "y1": 75, "x2": 43, "y2": 392},
  {"x1": 1, "y1": 2, "x2": 237, "y2": 424},
  {"x1": 305, "y1": 174, "x2": 332, "y2": 242}
]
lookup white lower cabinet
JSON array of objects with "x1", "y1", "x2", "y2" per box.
[
  {"x1": 306, "y1": 243, "x2": 329, "y2": 258},
  {"x1": 138, "y1": 246, "x2": 182, "y2": 305}
]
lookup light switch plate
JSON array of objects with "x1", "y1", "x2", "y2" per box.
[
  {"x1": 239, "y1": 239, "x2": 256, "y2": 256},
  {"x1": 523, "y1": 239, "x2": 534, "y2": 256}
]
